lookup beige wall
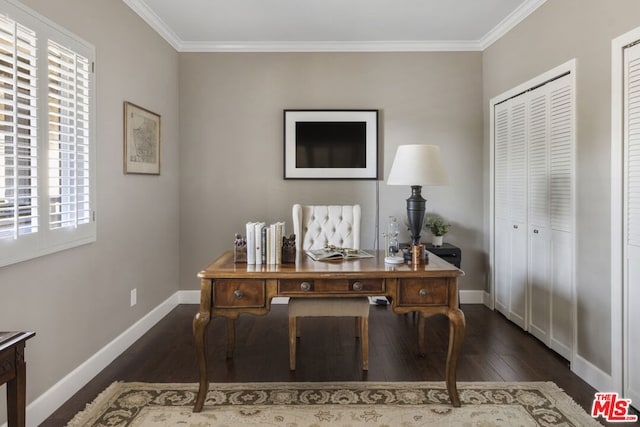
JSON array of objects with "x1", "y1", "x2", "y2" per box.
[
  {"x1": 0, "y1": 0, "x2": 180, "y2": 421},
  {"x1": 482, "y1": 0, "x2": 640, "y2": 377},
  {"x1": 178, "y1": 52, "x2": 485, "y2": 293}
]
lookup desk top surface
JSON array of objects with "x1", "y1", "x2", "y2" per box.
[
  {"x1": 199, "y1": 250, "x2": 464, "y2": 279},
  {"x1": 0, "y1": 331, "x2": 35, "y2": 350}
]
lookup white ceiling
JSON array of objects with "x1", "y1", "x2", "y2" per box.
[{"x1": 122, "y1": 0, "x2": 546, "y2": 52}]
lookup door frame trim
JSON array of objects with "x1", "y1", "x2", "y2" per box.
[{"x1": 611, "y1": 25, "x2": 640, "y2": 397}]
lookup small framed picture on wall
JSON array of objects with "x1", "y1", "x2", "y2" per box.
[{"x1": 124, "y1": 101, "x2": 161, "y2": 174}]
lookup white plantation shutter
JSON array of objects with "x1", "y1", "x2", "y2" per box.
[
  {"x1": 0, "y1": 14, "x2": 38, "y2": 240},
  {"x1": 48, "y1": 40, "x2": 91, "y2": 230},
  {"x1": 0, "y1": 1, "x2": 95, "y2": 267}
]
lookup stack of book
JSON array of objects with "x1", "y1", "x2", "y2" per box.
[{"x1": 245, "y1": 221, "x2": 286, "y2": 265}]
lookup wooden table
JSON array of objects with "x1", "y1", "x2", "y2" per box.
[
  {"x1": 193, "y1": 250, "x2": 465, "y2": 412},
  {"x1": 0, "y1": 332, "x2": 35, "y2": 427}
]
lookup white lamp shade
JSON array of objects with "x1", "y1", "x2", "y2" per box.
[{"x1": 387, "y1": 144, "x2": 448, "y2": 186}]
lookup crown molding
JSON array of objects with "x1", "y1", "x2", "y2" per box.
[
  {"x1": 122, "y1": 0, "x2": 182, "y2": 51},
  {"x1": 479, "y1": 0, "x2": 548, "y2": 50},
  {"x1": 124, "y1": 0, "x2": 546, "y2": 53},
  {"x1": 178, "y1": 40, "x2": 482, "y2": 53}
]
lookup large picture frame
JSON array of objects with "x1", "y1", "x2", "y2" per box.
[
  {"x1": 124, "y1": 101, "x2": 161, "y2": 175},
  {"x1": 284, "y1": 109, "x2": 378, "y2": 179}
]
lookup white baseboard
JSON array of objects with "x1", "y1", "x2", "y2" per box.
[
  {"x1": 20, "y1": 292, "x2": 182, "y2": 427},
  {"x1": 178, "y1": 289, "x2": 200, "y2": 304},
  {"x1": 482, "y1": 291, "x2": 494, "y2": 309},
  {"x1": 572, "y1": 353, "x2": 615, "y2": 395},
  {"x1": 459, "y1": 290, "x2": 485, "y2": 304}
]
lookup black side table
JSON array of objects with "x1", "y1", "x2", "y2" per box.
[{"x1": 423, "y1": 242, "x2": 461, "y2": 268}]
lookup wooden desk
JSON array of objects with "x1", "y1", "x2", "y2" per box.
[
  {"x1": 193, "y1": 250, "x2": 465, "y2": 412},
  {"x1": 0, "y1": 332, "x2": 35, "y2": 427}
]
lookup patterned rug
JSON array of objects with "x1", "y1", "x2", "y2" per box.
[{"x1": 66, "y1": 381, "x2": 600, "y2": 426}]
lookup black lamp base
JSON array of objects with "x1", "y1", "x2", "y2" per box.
[{"x1": 406, "y1": 185, "x2": 426, "y2": 246}]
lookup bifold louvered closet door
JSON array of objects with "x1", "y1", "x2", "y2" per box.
[
  {"x1": 624, "y1": 41, "x2": 640, "y2": 407},
  {"x1": 493, "y1": 72, "x2": 575, "y2": 360}
]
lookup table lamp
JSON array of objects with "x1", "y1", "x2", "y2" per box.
[{"x1": 387, "y1": 144, "x2": 448, "y2": 247}]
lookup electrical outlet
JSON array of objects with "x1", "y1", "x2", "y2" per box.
[{"x1": 130, "y1": 288, "x2": 137, "y2": 307}]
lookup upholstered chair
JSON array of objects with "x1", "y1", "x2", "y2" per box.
[{"x1": 288, "y1": 204, "x2": 369, "y2": 370}]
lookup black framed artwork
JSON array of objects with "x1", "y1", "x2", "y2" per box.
[{"x1": 283, "y1": 109, "x2": 378, "y2": 179}]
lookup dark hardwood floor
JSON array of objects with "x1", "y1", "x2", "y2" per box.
[{"x1": 42, "y1": 303, "x2": 636, "y2": 426}]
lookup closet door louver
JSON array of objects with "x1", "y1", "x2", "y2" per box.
[
  {"x1": 527, "y1": 93, "x2": 549, "y2": 228},
  {"x1": 548, "y1": 75, "x2": 574, "y2": 359},
  {"x1": 494, "y1": 102, "x2": 511, "y2": 316},
  {"x1": 527, "y1": 91, "x2": 550, "y2": 343},
  {"x1": 548, "y1": 75, "x2": 575, "y2": 359},
  {"x1": 495, "y1": 105, "x2": 509, "y2": 221},
  {"x1": 508, "y1": 97, "x2": 528, "y2": 328},
  {"x1": 624, "y1": 41, "x2": 640, "y2": 407},
  {"x1": 509, "y1": 101, "x2": 527, "y2": 226},
  {"x1": 549, "y1": 79, "x2": 573, "y2": 233},
  {"x1": 493, "y1": 96, "x2": 528, "y2": 328}
]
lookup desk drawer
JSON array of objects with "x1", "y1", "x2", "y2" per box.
[
  {"x1": 397, "y1": 278, "x2": 448, "y2": 306},
  {"x1": 214, "y1": 279, "x2": 265, "y2": 308},
  {"x1": 279, "y1": 278, "x2": 383, "y2": 294}
]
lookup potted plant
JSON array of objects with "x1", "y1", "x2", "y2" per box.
[{"x1": 424, "y1": 215, "x2": 450, "y2": 247}]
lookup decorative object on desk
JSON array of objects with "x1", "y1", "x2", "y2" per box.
[
  {"x1": 412, "y1": 243, "x2": 425, "y2": 266},
  {"x1": 384, "y1": 215, "x2": 404, "y2": 264},
  {"x1": 282, "y1": 234, "x2": 296, "y2": 263},
  {"x1": 387, "y1": 144, "x2": 448, "y2": 249},
  {"x1": 233, "y1": 233, "x2": 247, "y2": 263},
  {"x1": 425, "y1": 214, "x2": 450, "y2": 247},
  {"x1": 67, "y1": 381, "x2": 601, "y2": 427},
  {"x1": 123, "y1": 101, "x2": 160, "y2": 175},
  {"x1": 283, "y1": 110, "x2": 378, "y2": 179}
]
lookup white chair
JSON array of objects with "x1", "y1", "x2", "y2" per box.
[{"x1": 288, "y1": 204, "x2": 369, "y2": 371}]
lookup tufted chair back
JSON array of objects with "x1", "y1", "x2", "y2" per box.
[{"x1": 292, "y1": 204, "x2": 361, "y2": 252}]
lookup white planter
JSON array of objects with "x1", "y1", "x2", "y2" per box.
[{"x1": 432, "y1": 235, "x2": 444, "y2": 247}]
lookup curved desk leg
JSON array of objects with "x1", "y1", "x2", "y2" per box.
[
  {"x1": 193, "y1": 279, "x2": 213, "y2": 413},
  {"x1": 446, "y1": 308, "x2": 466, "y2": 407}
]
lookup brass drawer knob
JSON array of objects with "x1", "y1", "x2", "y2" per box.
[
  {"x1": 352, "y1": 281, "x2": 363, "y2": 291},
  {"x1": 233, "y1": 289, "x2": 244, "y2": 299},
  {"x1": 419, "y1": 289, "x2": 429, "y2": 298},
  {"x1": 300, "y1": 282, "x2": 312, "y2": 292}
]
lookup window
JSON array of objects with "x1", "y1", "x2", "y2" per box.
[{"x1": 0, "y1": 0, "x2": 95, "y2": 267}]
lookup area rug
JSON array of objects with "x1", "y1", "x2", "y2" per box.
[{"x1": 66, "y1": 381, "x2": 600, "y2": 426}]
